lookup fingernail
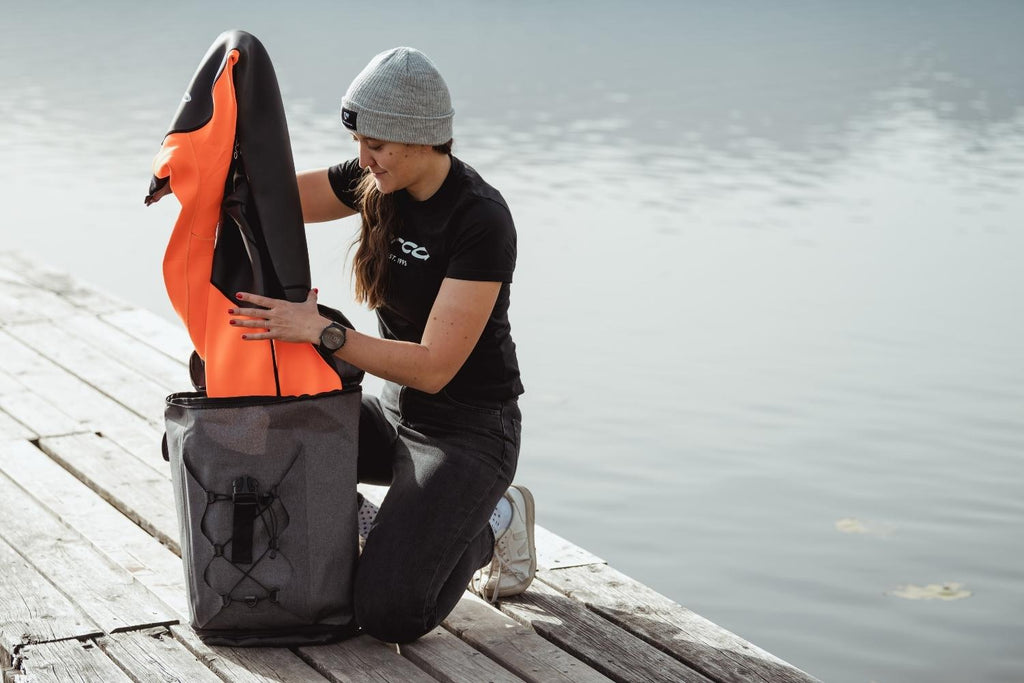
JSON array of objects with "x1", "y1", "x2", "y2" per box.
[
  {"x1": 235, "y1": 293, "x2": 243, "y2": 300},
  {"x1": 229, "y1": 320, "x2": 236, "y2": 325},
  {"x1": 227, "y1": 308, "x2": 234, "y2": 314},
  {"x1": 313, "y1": 288, "x2": 319, "y2": 294},
  {"x1": 241, "y1": 334, "x2": 248, "y2": 340}
]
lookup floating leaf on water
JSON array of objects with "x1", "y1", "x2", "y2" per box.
[
  {"x1": 835, "y1": 517, "x2": 868, "y2": 534},
  {"x1": 888, "y1": 582, "x2": 972, "y2": 601},
  {"x1": 835, "y1": 517, "x2": 893, "y2": 537}
]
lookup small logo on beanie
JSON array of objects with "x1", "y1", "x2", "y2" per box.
[{"x1": 342, "y1": 108, "x2": 358, "y2": 130}]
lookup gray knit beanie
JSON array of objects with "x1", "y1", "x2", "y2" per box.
[{"x1": 341, "y1": 47, "x2": 454, "y2": 145}]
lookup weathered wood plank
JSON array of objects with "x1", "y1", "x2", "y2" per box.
[
  {"x1": 0, "y1": 366, "x2": 24, "y2": 394},
  {"x1": 0, "y1": 265, "x2": 80, "y2": 326},
  {"x1": 297, "y1": 635, "x2": 439, "y2": 683},
  {"x1": 101, "y1": 308, "x2": 195, "y2": 367},
  {"x1": 535, "y1": 525, "x2": 604, "y2": 571},
  {"x1": 0, "y1": 260, "x2": 32, "y2": 287},
  {"x1": 539, "y1": 564, "x2": 820, "y2": 683},
  {"x1": 0, "y1": 438, "x2": 187, "y2": 618},
  {"x1": 0, "y1": 372, "x2": 91, "y2": 439},
  {"x1": 400, "y1": 625, "x2": 525, "y2": 683},
  {"x1": 0, "y1": 535, "x2": 102, "y2": 657},
  {"x1": 12, "y1": 638, "x2": 132, "y2": 683},
  {"x1": 169, "y1": 625, "x2": 332, "y2": 683},
  {"x1": 0, "y1": 251, "x2": 130, "y2": 317},
  {"x1": 97, "y1": 627, "x2": 222, "y2": 683},
  {"x1": 0, "y1": 331, "x2": 163, "y2": 444},
  {"x1": 499, "y1": 580, "x2": 715, "y2": 683},
  {"x1": 443, "y1": 595, "x2": 612, "y2": 683},
  {"x1": 0, "y1": 470, "x2": 177, "y2": 635},
  {"x1": 95, "y1": 420, "x2": 169, "y2": 480},
  {"x1": 37, "y1": 433, "x2": 179, "y2": 554},
  {"x1": 0, "y1": 410, "x2": 35, "y2": 442},
  {"x1": 52, "y1": 313, "x2": 188, "y2": 392},
  {"x1": 6, "y1": 321, "x2": 167, "y2": 426}
]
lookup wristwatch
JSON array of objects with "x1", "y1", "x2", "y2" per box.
[{"x1": 318, "y1": 322, "x2": 347, "y2": 352}]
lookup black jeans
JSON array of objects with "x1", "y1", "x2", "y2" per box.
[{"x1": 353, "y1": 381, "x2": 521, "y2": 643}]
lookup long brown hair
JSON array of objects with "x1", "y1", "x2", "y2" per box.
[{"x1": 351, "y1": 139, "x2": 453, "y2": 309}]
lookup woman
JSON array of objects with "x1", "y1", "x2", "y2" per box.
[{"x1": 227, "y1": 46, "x2": 534, "y2": 644}]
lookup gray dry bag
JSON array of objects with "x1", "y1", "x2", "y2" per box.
[{"x1": 164, "y1": 387, "x2": 361, "y2": 646}]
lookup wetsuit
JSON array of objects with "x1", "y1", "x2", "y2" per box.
[{"x1": 147, "y1": 30, "x2": 342, "y2": 397}]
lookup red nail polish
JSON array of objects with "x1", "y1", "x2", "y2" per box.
[
  {"x1": 229, "y1": 320, "x2": 236, "y2": 325},
  {"x1": 235, "y1": 293, "x2": 243, "y2": 299}
]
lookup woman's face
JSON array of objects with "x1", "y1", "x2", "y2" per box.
[{"x1": 355, "y1": 135, "x2": 435, "y2": 197}]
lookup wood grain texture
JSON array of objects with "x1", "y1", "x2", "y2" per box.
[
  {"x1": 535, "y1": 525, "x2": 604, "y2": 571},
  {"x1": 400, "y1": 625, "x2": 525, "y2": 683},
  {"x1": 97, "y1": 627, "x2": 222, "y2": 683},
  {"x1": 0, "y1": 536, "x2": 101, "y2": 656},
  {"x1": 499, "y1": 580, "x2": 715, "y2": 683},
  {"x1": 15, "y1": 638, "x2": 132, "y2": 683},
  {"x1": 6, "y1": 321, "x2": 167, "y2": 426},
  {"x1": 51, "y1": 313, "x2": 188, "y2": 393},
  {"x1": 539, "y1": 564, "x2": 821, "y2": 683},
  {"x1": 37, "y1": 432, "x2": 179, "y2": 553},
  {"x1": 169, "y1": 624, "x2": 333, "y2": 683},
  {"x1": 0, "y1": 370, "x2": 91, "y2": 440},
  {"x1": 0, "y1": 470, "x2": 177, "y2": 635},
  {"x1": 101, "y1": 308, "x2": 195, "y2": 368},
  {"x1": 443, "y1": 595, "x2": 612, "y2": 683},
  {"x1": 0, "y1": 260, "x2": 80, "y2": 326},
  {"x1": 0, "y1": 438, "x2": 187, "y2": 618},
  {"x1": 0, "y1": 411, "x2": 35, "y2": 442},
  {"x1": 93, "y1": 420, "x2": 168, "y2": 481},
  {"x1": 0, "y1": 331, "x2": 162, "y2": 443},
  {"x1": 297, "y1": 635, "x2": 439, "y2": 683},
  {"x1": 0, "y1": 251, "x2": 129, "y2": 318}
]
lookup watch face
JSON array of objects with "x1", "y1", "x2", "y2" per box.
[{"x1": 321, "y1": 325, "x2": 345, "y2": 350}]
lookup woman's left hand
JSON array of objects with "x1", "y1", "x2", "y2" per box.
[{"x1": 229, "y1": 289, "x2": 328, "y2": 344}]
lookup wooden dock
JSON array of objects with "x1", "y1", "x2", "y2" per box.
[{"x1": 0, "y1": 251, "x2": 819, "y2": 683}]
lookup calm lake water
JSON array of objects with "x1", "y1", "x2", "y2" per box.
[{"x1": 2, "y1": 2, "x2": 1023, "y2": 680}]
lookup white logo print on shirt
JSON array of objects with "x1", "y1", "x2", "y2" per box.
[{"x1": 390, "y1": 237, "x2": 430, "y2": 266}]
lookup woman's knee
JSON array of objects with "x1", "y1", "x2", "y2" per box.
[{"x1": 353, "y1": 567, "x2": 435, "y2": 643}]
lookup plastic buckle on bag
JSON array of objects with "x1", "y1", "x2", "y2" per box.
[{"x1": 233, "y1": 476, "x2": 259, "y2": 505}]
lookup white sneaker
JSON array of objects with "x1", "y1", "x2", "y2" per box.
[{"x1": 471, "y1": 485, "x2": 536, "y2": 602}]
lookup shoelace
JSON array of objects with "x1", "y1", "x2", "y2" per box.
[
  {"x1": 471, "y1": 529, "x2": 532, "y2": 604},
  {"x1": 471, "y1": 555, "x2": 506, "y2": 604}
]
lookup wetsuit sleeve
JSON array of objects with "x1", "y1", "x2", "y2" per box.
[
  {"x1": 446, "y1": 200, "x2": 517, "y2": 283},
  {"x1": 327, "y1": 158, "x2": 363, "y2": 210}
]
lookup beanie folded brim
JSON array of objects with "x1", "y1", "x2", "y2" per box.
[{"x1": 341, "y1": 102, "x2": 453, "y2": 146}]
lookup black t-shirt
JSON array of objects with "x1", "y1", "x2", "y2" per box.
[{"x1": 327, "y1": 156, "x2": 523, "y2": 403}]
